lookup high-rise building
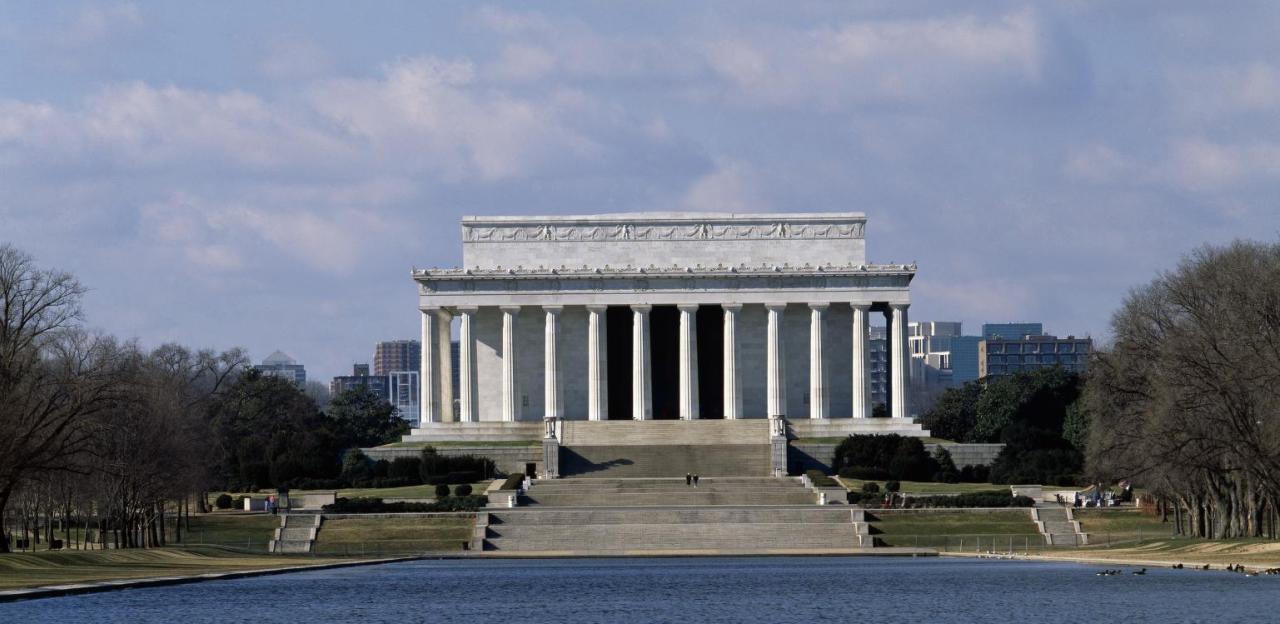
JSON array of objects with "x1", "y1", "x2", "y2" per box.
[
  {"x1": 980, "y1": 323, "x2": 1044, "y2": 341},
  {"x1": 373, "y1": 340, "x2": 421, "y2": 376},
  {"x1": 908, "y1": 321, "x2": 963, "y2": 412},
  {"x1": 869, "y1": 325, "x2": 888, "y2": 409},
  {"x1": 949, "y1": 336, "x2": 982, "y2": 384},
  {"x1": 254, "y1": 350, "x2": 306, "y2": 386},
  {"x1": 979, "y1": 334, "x2": 1092, "y2": 378},
  {"x1": 389, "y1": 370, "x2": 420, "y2": 427}
]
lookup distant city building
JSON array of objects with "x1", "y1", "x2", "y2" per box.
[
  {"x1": 869, "y1": 326, "x2": 888, "y2": 409},
  {"x1": 949, "y1": 336, "x2": 982, "y2": 384},
  {"x1": 980, "y1": 323, "x2": 1044, "y2": 341},
  {"x1": 909, "y1": 321, "x2": 963, "y2": 411},
  {"x1": 389, "y1": 370, "x2": 420, "y2": 427},
  {"x1": 254, "y1": 350, "x2": 306, "y2": 386},
  {"x1": 979, "y1": 334, "x2": 1092, "y2": 378},
  {"x1": 373, "y1": 340, "x2": 421, "y2": 376},
  {"x1": 329, "y1": 363, "x2": 389, "y2": 398}
]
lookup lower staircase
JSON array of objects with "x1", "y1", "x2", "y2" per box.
[
  {"x1": 269, "y1": 514, "x2": 321, "y2": 553},
  {"x1": 1033, "y1": 505, "x2": 1089, "y2": 546},
  {"x1": 479, "y1": 477, "x2": 870, "y2": 554}
]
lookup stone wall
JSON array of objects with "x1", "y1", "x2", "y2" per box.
[{"x1": 788, "y1": 441, "x2": 1005, "y2": 474}]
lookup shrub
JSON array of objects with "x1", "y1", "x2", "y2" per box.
[
  {"x1": 838, "y1": 466, "x2": 891, "y2": 480},
  {"x1": 388, "y1": 457, "x2": 424, "y2": 483},
  {"x1": 805, "y1": 469, "x2": 838, "y2": 487},
  {"x1": 372, "y1": 459, "x2": 390, "y2": 478},
  {"x1": 959, "y1": 465, "x2": 991, "y2": 483},
  {"x1": 420, "y1": 449, "x2": 495, "y2": 483},
  {"x1": 833, "y1": 434, "x2": 939, "y2": 482},
  {"x1": 434, "y1": 484, "x2": 451, "y2": 498},
  {"x1": 884, "y1": 480, "x2": 901, "y2": 493},
  {"x1": 847, "y1": 491, "x2": 884, "y2": 506},
  {"x1": 322, "y1": 496, "x2": 487, "y2": 513},
  {"x1": 900, "y1": 491, "x2": 1035, "y2": 509},
  {"x1": 455, "y1": 484, "x2": 473, "y2": 496},
  {"x1": 214, "y1": 494, "x2": 233, "y2": 509},
  {"x1": 340, "y1": 449, "x2": 372, "y2": 482},
  {"x1": 861, "y1": 482, "x2": 881, "y2": 494}
]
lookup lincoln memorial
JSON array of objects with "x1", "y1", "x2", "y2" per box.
[{"x1": 408, "y1": 212, "x2": 926, "y2": 477}]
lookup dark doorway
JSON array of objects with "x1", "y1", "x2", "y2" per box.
[
  {"x1": 650, "y1": 305, "x2": 680, "y2": 419},
  {"x1": 696, "y1": 305, "x2": 724, "y2": 418},
  {"x1": 605, "y1": 306, "x2": 632, "y2": 419}
]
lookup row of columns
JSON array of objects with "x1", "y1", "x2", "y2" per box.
[{"x1": 419, "y1": 302, "x2": 911, "y2": 424}]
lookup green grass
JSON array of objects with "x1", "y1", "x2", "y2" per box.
[
  {"x1": 1074, "y1": 508, "x2": 1175, "y2": 544},
  {"x1": 837, "y1": 477, "x2": 1009, "y2": 494},
  {"x1": 0, "y1": 546, "x2": 350, "y2": 590},
  {"x1": 312, "y1": 517, "x2": 474, "y2": 555},
  {"x1": 183, "y1": 514, "x2": 280, "y2": 548},
  {"x1": 869, "y1": 509, "x2": 1040, "y2": 549}
]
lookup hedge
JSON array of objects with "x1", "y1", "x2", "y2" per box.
[
  {"x1": 901, "y1": 491, "x2": 1035, "y2": 509},
  {"x1": 322, "y1": 496, "x2": 487, "y2": 513},
  {"x1": 806, "y1": 469, "x2": 838, "y2": 487}
]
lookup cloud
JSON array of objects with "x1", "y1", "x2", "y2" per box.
[
  {"x1": 260, "y1": 37, "x2": 334, "y2": 80},
  {"x1": 1063, "y1": 143, "x2": 1132, "y2": 183},
  {"x1": 1163, "y1": 138, "x2": 1280, "y2": 190},
  {"x1": 681, "y1": 162, "x2": 767, "y2": 213},
  {"x1": 60, "y1": 2, "x2": 142, "y2": 47},
  {"x1": 701, "y1": 9, "x2": 1050, "y2": 110},
  {"x1": 1168, "y1": 62, "x2": 1280, "y2": 119}
]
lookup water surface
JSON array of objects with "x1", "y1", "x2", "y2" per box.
[{"x1": 3, "y1": 556, "x2": 1274, "y2": 623}]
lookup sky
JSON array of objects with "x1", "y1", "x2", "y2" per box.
[{"x1": 2, "y1": 1, "x2": 1278, "y2": 383}]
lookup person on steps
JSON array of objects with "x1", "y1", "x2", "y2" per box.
[
  {"x1": 693, "y1": 474, "x2": 700, "y2": 488},
  {"x1": 686, "y1": 473, "x2": 692, "y2": 486}
]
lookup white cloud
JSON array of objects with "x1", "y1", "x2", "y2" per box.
[
  {"x1": 1168, "y1": 62, "x2": 1280, "y2": 118},
  {"x1": 61, "y1": 2, "x2": 142, "y2": 47},
  {"x1": 1063, "y1": 143, "x2": 1132, "y2": 183},
  {"x1": 681, "y1": 162, "x2": 766, "y2": 213},
  {"x1": 260, "y1": 37, "x2": 334, "y2": 80},
  {"x1": 702, "y1": 10, "x2": 1046, "y2": 109},
  {"x1": 1164, "y1": 138, "x2": 1280, "y2": 190}
]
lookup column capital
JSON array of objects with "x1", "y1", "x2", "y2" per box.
[
  {"x1": 586, "y1": 304, "x2": 609, "y2": 313},
  {"x1": 808, "y1": 302, "x2": 830, "y2": 311},
  {"x1": 455, "y1": 305, "x2": 479, "y2": 314},
  {"x1": 890, "y1": 302, "x2": 910, "y2": 310},
  {"x1": 542, "y1": 305, "x2": 564, "y2": 314},
  {"x1": 721, "y1": 303, "x2": 743, "y2": 312},
  {"x1": 500, "y1": 305, "x2": 522, "y2": 314},
  {"x1": 631, "y1": 304, "x2": 653, "y2": 313},
  {"x1": 850, "y1": 303, "x2": 872, "y2": 311},
  {"x1": 764, "y1": 303, "x2": 788, "y2": 312},
  {"x1": 676, "y1": 303, "x2": 700, "y2": 312},
  {"x1": 422, "y1": 306, "x2": 443, "y2": 312}
]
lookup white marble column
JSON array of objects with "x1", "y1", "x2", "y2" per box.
[
  {"x1": 543, "y1": 306, "x2": 564, "y2": 420},
  {"x1": 677, "y1": 304, "x2": 700, "y2": 420},
  {"x1": 587, "y1": 305, "x2": 608, "y2": 421},
  {"x1": 631, "y1": 304, "x2": 653, "y2": 420},
  {"x1": 722, "y1": 304, "x2": 743, "y2": 420},
  {"x1": 808, "y1": 303, "x2": 829, "y2": 419},
  {"x1": 890, "y1": 303, "x2": 911, "y2": 420},
  {"x1": 850, "y1": 304, "x2": 871, "y2": 419},
  {"x1": 457, "y1": 306, "x2": 477, "y2": 422},
  {"x1": 436, "y1": 309, "x2": 455, "y2": 422},
  {"x1": 500, "y1": 306, "x2": 521, "y2": 422},
  {"x1": 765, "y1": 303, "x2": 788, "y2": 418},
  {"x1": 419, "y1": 308, "x2": 439, "y2": 424}
]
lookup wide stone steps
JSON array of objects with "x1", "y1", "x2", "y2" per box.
[
  {"x1": 560, "y1": 444, "x2": 770, "y2": 477},
  {"x1": 560, "y1": 419, "x2": 770, "y2": 446},
  {"x1": 521, "y1": 476, "x2": 815, "y2": 507},
  {"x1": 520, "y1": 492, "x2": 817, "y2": 507},
  {"x1": 404, "y1": 422, "x2": 542, "y2": 443},
  {"x1": 484, "y1": 523, "x2": 864, "y2": 551},
  {"x1": 489, "y1": 508, "x2": 862, "y2": 525}
]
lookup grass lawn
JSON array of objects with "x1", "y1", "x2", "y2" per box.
[
  {"x1": 837, "y1": 477, "x2": 1010, "y2": 495},
  {"x1": 183, "y1": 514, "x2": 280, "y2": 549},
  {"x1": 1074, "y1": 508, "x2": 1176, "y2": 544},
  {"x1": 870, "y1": 509, "x2": 1040, "y2": 548},
  {"x1": 0, "y1": 546, "x2": 350, "y2": 590},
  {"x1": 312, "y1": 517, "x2": 474, "y2": 556}
]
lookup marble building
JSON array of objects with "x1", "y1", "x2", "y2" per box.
[{"x1": 410, "y1": 212, "x2": 924, "y2": 444}]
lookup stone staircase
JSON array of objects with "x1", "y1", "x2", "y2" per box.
[
  {"x1": 480, "y1": 506, "x2": 871, "y2": 553},
  {"x1": 475, "y1": 477, "x2": 865, "y2": 554},
  {"x1": 558, "y1": 420, "x2": 772, "y2": 477},
  {"x1": 269, "y1": 514, "x2": 321, "y2": 554},
  {"x1": 519, "y1": 477, "x2": 817, "y2": 507},
  {"x1": 403, "y1": 421, "x2": 542, "y2": 443},
  {"x1": 1032, "y1": 505, "x2": 1089, "y2": 546}
]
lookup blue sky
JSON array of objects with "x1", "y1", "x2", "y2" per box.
[{"x1": 3, "y1": 2, "x2": 1278, "y2": 382}]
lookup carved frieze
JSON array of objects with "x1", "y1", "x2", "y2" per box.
[{"x1": 463, "y1": 219, "x2": 866, "y2": 243}]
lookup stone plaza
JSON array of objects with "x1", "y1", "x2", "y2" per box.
[{"x1": 405, "y1": 212, "x2": 929, "y2": 477}]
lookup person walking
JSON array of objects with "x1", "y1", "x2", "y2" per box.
[
  {"x1": 686, "y1": 473, "x2": 692, "y2": 487},
  {"x1": 693, "y1": 474, "x2": 700, "y2": 488}
]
